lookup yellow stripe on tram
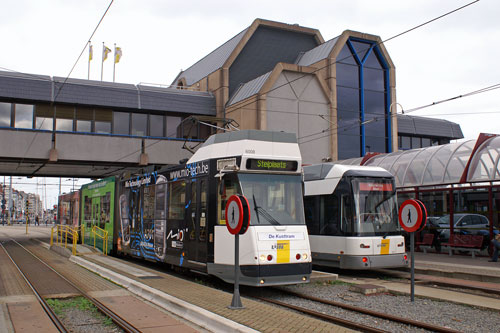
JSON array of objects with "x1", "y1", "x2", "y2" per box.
[
  {"x1": 380, "y1": 239, "x2": 390, "y2": 255},
  {"x1": 277, "y1": 240, "x2": 290, "y2": 263}
]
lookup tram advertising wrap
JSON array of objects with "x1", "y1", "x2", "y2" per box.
[{"x1": 114, "y1": 130, "x2": 312, "y2": 286}]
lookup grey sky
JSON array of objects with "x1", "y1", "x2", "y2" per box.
[{"x1": 1, "y1": 0, "x2": 499, "y2": 207}]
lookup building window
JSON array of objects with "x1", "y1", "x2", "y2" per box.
[
  {"x1": 113, "y1": 111, "x2": 130, "y2": 135},
  {"x1": 14, "y1": 104, "x2": 34, "y2": 129},
  {"x1": 55, "y1": 105, "x2": 74, "y2": 131},
  {"x1": 35, "y1": 105, "x2": 54, "y2": 130},
  {"x1": 411, "y1": 137, "x2": 422, "y2": 149},
  {"x1": 0, "y1": 102, "x2": 12, "y2": 127},
  {"x1": 336, "y1": 38, "x2": 390, "y2": 160},
  {"x1": 149, "y1": 114, "x2": 164, "y2": 137},
  {"x1": 422, "y1": 138, "x2": 431, "y2": 148},
  {"x1": 166, "y1": 116, "x2": 181, "y2": 138},
  {"x1": 76, "y1": 107, "x2": 93, "y2": 132},
  {"x1": 94, "y1": 109, "x2": 111, "y2": 134},
  {"x1": 131, "y1": 113, "x2": 147, "y2": 136},
  {"x1": 401, "y1": 136, "x2": 411, "y2": 150}
]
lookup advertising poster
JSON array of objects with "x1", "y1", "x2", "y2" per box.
[{"x1": 80, "y1": 177, "x2": 115, "y2": 254}]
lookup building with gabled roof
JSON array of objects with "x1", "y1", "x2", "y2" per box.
[{"x1": 172, "y1": 18, "x2": 463, "y2": 164}]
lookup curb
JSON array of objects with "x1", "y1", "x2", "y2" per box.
[{"x1": 69, "y1": 255, "x2": 258, "y2": 333}]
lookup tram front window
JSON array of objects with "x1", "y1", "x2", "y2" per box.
[
  {"x1": 350, "y1": 178, "x2": 399, "y2": 235},
  {"x1": 239, "y1": 173, "x2": 305, "y2": 226}
]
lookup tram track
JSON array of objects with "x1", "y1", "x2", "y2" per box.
[
  {"x1": 251, "y1": 287, "x2": 461, "y2": 333},
  {"x1": 1, "y1": 238, "x2": 140, "y2": 333}
]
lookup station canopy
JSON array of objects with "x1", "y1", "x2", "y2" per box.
[{"x1": 336, "y1": 134, "x2": 500, "y2": 188}]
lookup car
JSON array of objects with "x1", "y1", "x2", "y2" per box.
[{"x1": 436, "y1": 213, "x2": 492, "y2": 241}]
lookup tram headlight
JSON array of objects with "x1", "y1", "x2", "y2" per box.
[
  {"x1": 259, "y1": 254, "x2": 267, "y2": 262},
  {"x1": 302, "y1": 253, "x2": 308, "y2": 260}
]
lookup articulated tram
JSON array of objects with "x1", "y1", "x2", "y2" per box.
[
  {"x1": 115, "y1": 130, "x2": 311, "y2": 286},
  {"x1": 303, "y1": 163, "x2": 408, "y2": 269}
]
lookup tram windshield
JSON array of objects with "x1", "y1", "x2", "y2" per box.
[
  {"x1": 348, "y1": 178, "x2": 400, "y2": 235},
  {"x1": 239, "y1": 173, "x2": 305, "y2": 226}
]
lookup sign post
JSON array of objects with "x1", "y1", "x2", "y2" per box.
[
  {"x1": 399, "y1": 199, "x2": 427, "y2": 302},
  {"x1": 225, "y1": 194, "x2": 250, "y2": 309}
]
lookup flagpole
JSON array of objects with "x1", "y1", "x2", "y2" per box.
[
  {"x1": 88, "y1": 41, "x2": 91, "y2": 80},
  {"x1": 101, "y1": 42, "x2": 104, "y2": 81},
  {"x1": 113, "y1": 43, "x2": 116, "y2": 83}
]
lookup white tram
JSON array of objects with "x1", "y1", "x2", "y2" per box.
[
  {"x1": 116, "y1": 130, "x2": 311, "y2": 286},
  {"x1": 303, "y1": 163, "x2": 408, "y2": 269}
]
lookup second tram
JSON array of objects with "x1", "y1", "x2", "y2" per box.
[
  {"x1": 303, "y1": 163, "x2": 408, "y2": 269},
  {"x1": 116, "y1": 130, "x2": 312, "y2": 286}
]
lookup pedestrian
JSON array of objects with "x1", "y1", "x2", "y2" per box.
[
  {"x1": 35, "y1": 215, "x2": 39, "y2": 226},
  {"x1": 489, "y1": 233, "x2": 500, "y2": 262}
]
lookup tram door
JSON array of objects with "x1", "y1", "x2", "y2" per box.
[{"x1": 186, "y1": 178, "x2": 208, "y2": 263}]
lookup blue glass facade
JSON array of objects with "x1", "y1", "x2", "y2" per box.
[{"x1": 336, "y1": 38, "x2": 391, "y2": 159}]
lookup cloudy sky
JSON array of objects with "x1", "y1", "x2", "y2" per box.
[{"x1": 1, "y1": 0, "x2": 499, "y2": 208}]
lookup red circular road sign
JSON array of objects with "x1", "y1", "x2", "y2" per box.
[
  {"x1": 399, "y1": 199, "x2": 427, "y2": 233},
  {"x1": 225, "y1": 195, "x2": 250, "y2": 235}
]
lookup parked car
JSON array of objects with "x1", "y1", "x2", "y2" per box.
[{"x1": 436, "y1": 214, "x2": 493, "y2": 242}]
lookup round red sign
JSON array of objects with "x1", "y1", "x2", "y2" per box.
[
  {"x1": 225, "y1": 195, "x2": 250, "y2": 235},
  {"x1": 399, "y1": 199, "x2": 427, "y2": 233}
]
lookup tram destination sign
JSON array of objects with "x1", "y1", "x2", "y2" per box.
[{"x1": 246, "y1": 159, "x2": 298, "y2": 172}]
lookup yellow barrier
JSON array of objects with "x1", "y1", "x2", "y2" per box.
[
  {"x1": 50, "y1": 224, "x2": 85, "y2": 256},
  {"x1": 91, "y1": 225, "x2": 108, "y2": 256}
]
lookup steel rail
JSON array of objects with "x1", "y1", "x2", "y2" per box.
[
  {"x1": 274, "y1": 288, "x2": 460, "y2": 333},
  {"x1": 0, "y1": 242, "x2": 68, "y2": 333},
  {"x1": 255, "y1": 296, "x2": 389, "y2": 333},
  {"x1": 10, "y1": 239, "x2": 141, "y2": 333}
]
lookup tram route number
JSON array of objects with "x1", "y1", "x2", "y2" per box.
[
  {"x1": 399, "y1": 199, "x2": 427, "y2": 233},
  {"x1": 225, "y1": 195, "x2": 250, "y2": 235}
]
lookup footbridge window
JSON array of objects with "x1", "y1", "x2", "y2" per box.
[
  {"x1": 0, "y1": 102, "x2": 12, "y2": 127},
  {"x1": 14, "y1": 103, "x2": 34, "y2": 129},
  {"x1": 0, "y1": 100, "x2": 202, "y2": 140}
]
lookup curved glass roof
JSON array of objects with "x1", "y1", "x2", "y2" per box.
[
  {"x1": 336, "y1": 135, "x2": 500, "y2": 188},
  {"x1": 468, "y1": 136, "x2": 500, "y2": 182}
]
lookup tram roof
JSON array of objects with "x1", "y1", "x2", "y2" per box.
[
  {"x1": 188, "y1": 130, "x2": 301, "y2": 165},
  {"x1": 201, "y1": 130, "x2": 297, "y2": 147},
  {"x1": 304, "y1": 163, "x2": 392, "y2": 181}
]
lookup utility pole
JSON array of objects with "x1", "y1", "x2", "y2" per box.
[{"x1": 8, "y1": 176, "x2": 12, "y2": 225}]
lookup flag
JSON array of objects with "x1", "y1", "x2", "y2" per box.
[
  {"x1": 114, "y1": 47, "x2": 122, "y2": 64},
  {"x1": 89, "y1": 44, "x2": 93, "y2": 61},
  {"x1": 102, "y1": 45, "x2": 111, "y2": 61}
]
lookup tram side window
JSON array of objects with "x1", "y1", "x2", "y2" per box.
[
  {"x1": 168, "y1": 181, "x2": 186, "y2": 219},
  {"x1": 321, "y1": 194, "x2": 342, "y2": 235},
  {"x1": 218, "y1": 176, "x2": 241, "y2": 225},
  {"x1": 304, "y1": 196, "x2": 319, "y2": 234},
  {"x1": 340, "y1": 194, "x2": 354, "y2": 233}
]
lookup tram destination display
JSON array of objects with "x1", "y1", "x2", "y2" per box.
[{"x1": 246, "y1": 159, "x2": 298, "y2": 172}]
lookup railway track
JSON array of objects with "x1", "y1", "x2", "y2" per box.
[
  {"x1": 253, "y1": 288, "x2": 461, "y2": 333},
  {"x1": 1, "y1": 238, "x2": 140, "y2": 333}
]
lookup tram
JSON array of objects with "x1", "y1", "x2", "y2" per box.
[
  {"x1": 303, "y1": 163, "x2": 408, "y2": 269},
  {"x1": 115, "y1": 130, "x2": 312, "y2": 286}
]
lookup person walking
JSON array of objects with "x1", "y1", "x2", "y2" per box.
[
  {"x1": 489, "y1": 233, "x2": 500, "y2": 262},
  {"x1": 35, "y1": 215, "x2": 39, "y2": 226}
]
